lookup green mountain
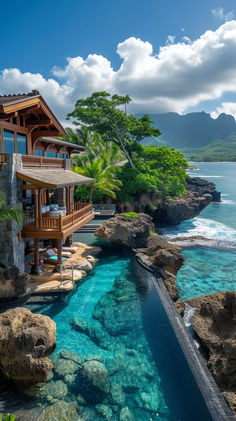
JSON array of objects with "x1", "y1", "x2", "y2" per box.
[{"x1": 138, "y1": 111, "x2": 236, "y2": 161}]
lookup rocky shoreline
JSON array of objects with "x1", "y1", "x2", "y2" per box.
[{"x1": 117, "y1": 176, "x2": 221, "y2": 226}]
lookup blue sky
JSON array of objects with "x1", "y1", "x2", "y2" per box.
[{"x1": 1, "y1": 0, "x2": 236, "y2": 123}]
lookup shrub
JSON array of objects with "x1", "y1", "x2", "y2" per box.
[{"x1": 124, "y1": 212, "x2": 139, "y2": 219}]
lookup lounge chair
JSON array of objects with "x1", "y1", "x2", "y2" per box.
[
  {"x1": 45, "y1": 256, "x2": 68, "y2": 265},
  {"x1": 62, "y1": 246, "x2": 77, "y2": 254}
]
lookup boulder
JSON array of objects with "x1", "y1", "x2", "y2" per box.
[
  {"x1": 82, "y1": 359, "x2": 111, "y2": 394},
  {"x1": 59, "y1": 349, "x2": 83, "y2": 365},
  {"x1": 95, "y1": 213, "x2": 156, "y2": 248},
  {"x1": 36, "y1": 401, "x2": 80, "y2": 421},
  {"x1": 0, "y1": 307, "x2": 56, "y2": 386},
  {"x1": 70, "y1": 316, "x2": 89, "y2": 334},
  {"x1": 95, "y1": 404, "x2": 113, "y2": 420},
  {"x1": 189, "y1": 291, "x2": 236, "y2": 416},
  {"x1": 74, "y1": 259, "x2": 93, "y2": 273},
  {"x1": 119, "y1": 407, "x2": 134, "y2": 421},
  {"x1": 53, "y1": 358, "x2": 80, "y2": 377},
  {"x1": 0, "y1": 265, "x2": 29, "y2": 299}
]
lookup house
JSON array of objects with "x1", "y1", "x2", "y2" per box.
[{"x1": 0, "y1": 90, "x2": 94, "y2": 273}]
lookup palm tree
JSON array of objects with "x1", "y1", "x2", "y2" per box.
[
  {"x1": 64, "y1": 126, "x2": 92, "y2": 146},
  {"x1": 74, "y1": 159, "x2": 122, "y2": 202},
  {"x1": 0, "y1": 191, "x2": 23, "y2": 228}
]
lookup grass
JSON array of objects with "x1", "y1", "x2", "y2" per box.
[{"x1": 124, "y1": 212, "x2": 139, "y2": 219}]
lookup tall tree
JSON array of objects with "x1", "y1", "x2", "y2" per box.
[
  {"x1": 67, "y1": 91, "x2": 160, "y2": 168},
  {"x1": 0, "y1": 191, "x2": 23, "y2": 228}
]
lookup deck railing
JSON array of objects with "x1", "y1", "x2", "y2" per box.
[
  {"x1": 0, "y1": 154, "x2": 6, "y2": 166},
  {"x1": 23, "y1": 202, "x2": 93, "y2": 233},
  {"x1": 22, "y1": 155, "x2": 65, "y2": 168}
]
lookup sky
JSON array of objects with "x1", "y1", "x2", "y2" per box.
[{"x1": 1, "y1": 0, "x2": 236, "y2": 125}]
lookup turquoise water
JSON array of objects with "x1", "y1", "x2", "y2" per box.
[
  {"x1": 164, "y1": 162, "x2": 236, "y2": 300},
  {"x1": 2, "y1": 247, "x2": 213, "y2": 421}
]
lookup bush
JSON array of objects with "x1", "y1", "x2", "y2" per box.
[{"x1": 124, "y1": 212, "x2": 139, "y2": 219}]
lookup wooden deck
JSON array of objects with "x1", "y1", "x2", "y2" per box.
[{"x1": 22, "y1": 203, "x2": 94, "y2": 239}]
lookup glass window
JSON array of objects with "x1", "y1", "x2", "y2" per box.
[
  {"x1": 46, "y1": 151, "x2": 56, "y2": 157},
  {"x1": 63, "y1": 153, "x2": 68, "y2": 159},
  {"x1": 17, "y1": 133, "x2": 26, "y2": 154},
  {"x1": 35, "y1": 149, "x2": 44, "y2": 156},
  {"x1": 4, "y1": 129, "x2": 15, "y2": 153}
]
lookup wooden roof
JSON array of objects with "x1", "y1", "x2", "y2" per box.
[
  {"x1": 0, "y1": 90, "x2": 67, "y2": 138},
  {"x1": 40, "y1": 137, "x2": 84, "y2": 152},
  {"x1": 16, "y1": 168, "x2": 94, "y2": 189}
]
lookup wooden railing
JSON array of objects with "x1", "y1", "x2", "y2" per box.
[
  {"x1": 22, "y1": 155, "x2": 65, "y2": 168},
  {"x1": 0, "y1": 154, "x2": 6, "y2": 166},
  {"x1": 23, "y1": 203, "x2": 93, "y2": 233}
]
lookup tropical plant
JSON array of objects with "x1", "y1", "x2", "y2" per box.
[
  {"x1": 64, "y1": 126, "x2": 92, "y2": 146},
  {"x1": 124, "y1": 212, "x2": 139, "y2": 219},
  {"x1": 0, "y1": 191, "x2": 23, "y2": 228},
  {"x1": 67, "y1": 91, "x2": 160, "y2": 168},
  {"x1": 74, "y1": 159, "x2": 122, "y2": 202},
  {"x1": 0, "y1": 414, "x2": 16, "y2": 421}
]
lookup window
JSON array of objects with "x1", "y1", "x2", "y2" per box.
[
  {"x1": 46, "y1": 151, "x2": 56, "y2": 158},
  {"x1": 4, "y1": 129, "x2": 15, "y2": 153},
  {"x1": 59, "y1": 153, "x2": 63, "y2": 158},
  {"x1": 63, "y1": 153, "x2": 68, "y2": 159},
  {"x1": 17, "y1": 133, "x2": 27, "y2": 154},
  {"x1": 34, "y1": 149, "x2": 44, "y2": 156}
]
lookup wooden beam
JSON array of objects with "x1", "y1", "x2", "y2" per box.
[
  {"x1": 28, "y1": 119, "x2": 52, "y2": 127},
  {"x1": 21, "y1": 184, "x2": 38, "y2": 190},
  {"x1": 0, "y1": 120, "x2": 29, "y2": 134},
  {"x1": 34, "y1": 239, "x2": 39, "y2": 265},
  {"x1": 0, "y1": 112, "x2": 18, "y2": 120},
  {"x1": 19, "y1": 104, "x2": 40, "y2": 114},
  {"x1": 57, "y1": 239, "x2": 62, "y2": 265}
]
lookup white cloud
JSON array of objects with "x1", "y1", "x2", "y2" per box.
[
  {"x1": 212, "y1": 7, "x2": 234, "y2": 21},
  {"x1": 211, "y1": 102, "x2": 236, "y2": 120},
  {"x1": 166, "y1": 35, "x2": 175, "y2": 45},
  {"x1": 182, "y1": 36, "x2": 191, "y2": 44},
  {"x1": 1, "y1": 21, "x2": 236, "y2": 122}
]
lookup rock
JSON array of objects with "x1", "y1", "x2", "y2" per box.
[
  {"x1": 77, "y1": 394, "x2": 86, "y2": 405},
  {"x1": 36, "y1": 401, "x2": 80, "y2": 421},
  {"x1": 40, "y1": 379, "x2": 68, "y2": 400},
  {"x1": 175, "y1": 300, "x2": 185, "y2": 316},
  {"x1": 82, "y1": 360, "x2": 111, "y2": 394},
  {"x1": 74, "y1": 260, "x2": 93, "y2": 273},
  {"x1": 64, "y1": 374, "x2": 77, "y2": 385},
  {"x1": 119, "y1": 407, "x2": 134, "y2": 421},
  {"x1": 84, "y1": 355, "x2": 103, "y2": 362},
  {"x1": 59, "y1": 350, "x2": 83, "y2": 365},
  {"x1": 136, "y1": 235, "x2": 184, "y2": 301},
  {"x1": 111, "y1": 384, "x2": 126, "y2": 406},
  {"x1": 95, "y1": 404, "x2": 113, "y2": 420},
  {"x1": 0, "y1": 307, "x2": 56, "y2": 386},
  {"x1": 70, "y1": 316, "x2": 89, "y2": 334},
  {"x1": 95, "y1": 213, "x2": 156, "y2": 248},
  {"x1": 0, "y1": 265, "x2": 29, "y2": 299},
  {"x1": 189, "y1": 291, "x2": 236, "y2": 416},
  {"x1": 86, "y1": 255, "x2": 97, "y2": 266},
  {"x1": 53, "y1": 358, "x2": 80, "y2": 377},
  {"x1": 116, "y1": 177, "x2": 220, "y2": 226}
]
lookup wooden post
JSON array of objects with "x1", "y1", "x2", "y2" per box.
[
  {"x1": 34, "y1": 239, "x2": 39, "y2": 265},
  {"x1": 57, "y1": 239, "x2": 62, "y2": 265},
  {"x1": 34, "y1": 189, "x2": 39, "y2": 230},
  {"x1": 38, "y1": 188, "x2": 42, "y2": 229}
]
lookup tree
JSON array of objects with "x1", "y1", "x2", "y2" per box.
[
  {"x1": 67, "y1": 91, "x2": 160, "y2": 168},
  {"x1": 0, "y1": 191, "x2": 23, "y2": 228},
  {"x1": 64, "y1": 126, "x2": 92, "y2": 146}
]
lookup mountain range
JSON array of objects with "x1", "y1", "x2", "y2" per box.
[{"x1": 138, "y1": 111, "x2": 236, "y2": 161}]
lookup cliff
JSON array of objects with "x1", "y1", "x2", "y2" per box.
[{"x1": 117, "y1": 177, "x2": 220, "y2": 226}]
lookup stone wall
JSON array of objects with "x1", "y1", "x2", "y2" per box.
[{"x1": 0, "y1": 154, "x2": 25, "y2": 272}]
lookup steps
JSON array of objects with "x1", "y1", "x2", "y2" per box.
[{"x1": 76, "y1": 223, "x2": 100, "y2": 233}]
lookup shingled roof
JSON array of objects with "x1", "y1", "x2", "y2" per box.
[{"x1": 0, "y1": 90, "x2": 40, "y2": 106}]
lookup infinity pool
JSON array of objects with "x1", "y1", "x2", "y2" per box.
[{"x1": 1, "y1": 242, "x2": 216, "y2": 421}]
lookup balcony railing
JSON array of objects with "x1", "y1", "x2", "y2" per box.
[
  {"x1": 22, "y1": 155, "x2": 65, "y2": 168},
  {"x1": 0, "y1": 154, "x2": 6, "y2": 166},
  {"x1": 22, "y1": 203, "x2": 93, "y2": 233}
]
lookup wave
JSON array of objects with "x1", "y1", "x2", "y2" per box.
[{"x1": 162, "y1": 217, "x2": 236, "y2": 249}]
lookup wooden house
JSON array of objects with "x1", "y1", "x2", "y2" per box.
[{"x1": 0, "y1": 90, "x2": 94, "y2": 273}]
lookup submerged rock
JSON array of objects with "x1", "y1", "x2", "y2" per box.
[
  {"x1": 95, "y1": 213, "x2": 156, "y2": 248},
  {"x1": 0, "y1": 307, "x2": 55, "y2": 386},
  {"x1": 40, "y1": 379, "x2": 68, "y2": 400},
  {"x1": 95, "y1": 404, "x2": 113, "y2": 420},
  {"x1": 70, "y1": 316, "x2": 89, "y2": 334},
  {"x1": 189, "y1": 291, "x2": 236, "y2": 416},
  {"x1": 119, "y1": 407, "x2": 134, "y2": 421},
  {"x1": 53, "y1": 358, "x2": 80, "y2": 377},
  {"x1": 59, "y1": 350, "x2": 83, "y2": 365},
  {"x1": 82, "y1": 359, "x2": 111, "y2": 394},
  {"x1": 36, "y1": 401, "x2": 80, "y2": 421}
]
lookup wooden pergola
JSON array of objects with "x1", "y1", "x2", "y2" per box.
[{"x1": 16, "y1": 168, "x2": 94, "y2": 272}]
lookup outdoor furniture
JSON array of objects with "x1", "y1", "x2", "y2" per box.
[
  {"x1": 62, "y1": 246, "x2": 77, "y2": 253},
  {"x1": 45, "y1": 256, "x2": 67, "y2": 264}
]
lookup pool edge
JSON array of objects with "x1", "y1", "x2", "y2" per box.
[{"x1": 137, "y1": 257, "x2": 234, "y2": 421}]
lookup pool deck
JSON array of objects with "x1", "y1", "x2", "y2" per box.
[{"x1": 27, "y1": 242, "x2": 100, "y2": 294}]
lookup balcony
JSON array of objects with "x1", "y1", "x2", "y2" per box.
[
  {"x1": 22, "y1": 155, "x2": 65, "y2": 168},
  {"x1": 22, "y1": 202, "x2": 94, "y2": 239}
]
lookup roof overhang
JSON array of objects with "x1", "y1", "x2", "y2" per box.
[{"x1": 16, "y1": 169, "x2": 94, "y2": 189}]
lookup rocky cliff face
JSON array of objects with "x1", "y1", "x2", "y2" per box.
[
  {"x1": 95, "y1": 214, "x2": 184, "y2": 300},
  {"x1": 189, "y1": 292, "x2": 236, "y2": 416},
  {"x1": 0, "y1": 307, "x2": 56, "y2": 387},
  {"x1": 117, "y1": 177, "x2": 220, "y2": 226},
  {"x1": 0, "y1": 265, "x2": 29, "y2": 300},
  {"x1": 95, "y1": 213, "x2": 156, "y2": 248}
]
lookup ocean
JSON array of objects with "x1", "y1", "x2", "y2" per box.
[{"x1": 163, "y1": 162, "x2": 236, "y2": 300}]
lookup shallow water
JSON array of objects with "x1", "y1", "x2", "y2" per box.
[
  {"x1": 1, "y1": 247, "x2": 213, "y2": 421},
  {"x1": 164, "y1": 162, "x2": 236, "y2": 299}
]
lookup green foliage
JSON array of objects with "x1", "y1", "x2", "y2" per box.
[
  {"x1": 67, "y1": 91, "x2": 160, "y2": 167},
  {"x1": 124, "y1": 212, "x2": 139, "y2": 219},
  {"x1": 117, "y1": 145, "x2": 188, "y2": 202},
  {"x1": 184, "y1": 137, "x2": 236, "y2": 162},
  {"x1": 149, "y1": 230, "x2": 157, "y2": 236},
  {"x1": 0, "y1": 415, "x2": 16, "y2": 421},
  {"x1": 73, "y1": 134, "x2": 123, "y2": 201},
  {"x1": 0, "y1": 191, "x2": 23, "y2": 228}
]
